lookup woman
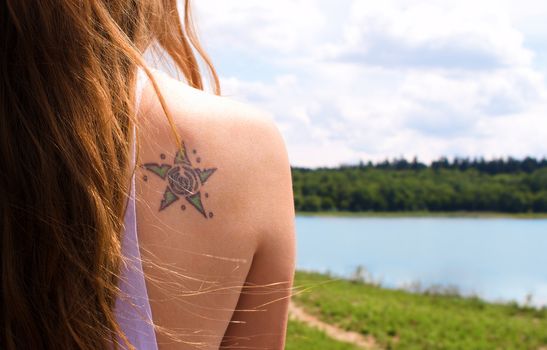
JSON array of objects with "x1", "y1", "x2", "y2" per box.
[{"x1": 1, "y1": 1, "x2": 295, "y2": 349}]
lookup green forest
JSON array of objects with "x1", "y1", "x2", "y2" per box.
[{"x1": 292, "y1": 157, "x2": 547, "y2": 213}]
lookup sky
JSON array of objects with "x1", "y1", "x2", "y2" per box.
[{"x1": 191, "y1": 0, "x2": 547, "y2": 168}]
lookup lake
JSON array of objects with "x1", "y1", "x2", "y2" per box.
[{"x1": 295, "y1": 216, "x2": 547, "y2": 307}]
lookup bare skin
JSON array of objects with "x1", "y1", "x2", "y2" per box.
[{"x1": 135, "y1": 69, "x2": 296, "y2": 350}]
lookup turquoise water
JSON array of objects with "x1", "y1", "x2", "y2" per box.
[{"x1": 295, "y1": 216, "x2": 547, "y2": 306}]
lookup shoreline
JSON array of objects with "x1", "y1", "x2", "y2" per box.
[
  {"x1": 296, "y1": 211, "x2": 547, "y2": 219},
  {"x1": 295, "y1": 268, "x2": 544, "y2": 308}
]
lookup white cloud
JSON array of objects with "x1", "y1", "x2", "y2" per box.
[
  {"x1": 194, "y1": 0, "x2": 325, "y2": 54},
  {"x1": 333, "y1": 0, "x2": 533, "y2": 69},
  {"x1": 194, "y1": 0, "x2": 547, "y2": 167}
]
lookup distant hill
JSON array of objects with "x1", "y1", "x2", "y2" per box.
[{"x1": 292, "y1": 157, "x2": 547, "y2": 213}]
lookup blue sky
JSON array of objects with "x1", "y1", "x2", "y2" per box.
[{"x1": 192, "y1": 0, "x2": 547, "y2": 167}]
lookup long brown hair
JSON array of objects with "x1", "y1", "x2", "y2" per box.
[{"x1": 0, "y1": 1, "x2": 218, "y2": 348}]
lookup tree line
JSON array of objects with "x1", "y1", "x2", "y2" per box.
[{"x1": 292, "y1": 157, "x2": 547, "y2": 213}]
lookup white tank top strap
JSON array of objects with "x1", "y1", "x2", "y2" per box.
[
  {"x1": 135, "y1": 66, "x2": 148, "y2": 112},
  {"x1": 114, "y1": 65, "x2": 158, "y2": 350}
]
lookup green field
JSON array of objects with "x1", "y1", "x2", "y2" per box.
[
  {"x1": 287, "y1": 271, "x2": 547, "y2": 350},
  {"x1": 285, "y1": 319, "x2": 362, "y2": 350}
]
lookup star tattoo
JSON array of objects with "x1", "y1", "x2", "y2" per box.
[{"x1": 143, "y1": 145, "x2": 216, "y2": 218}]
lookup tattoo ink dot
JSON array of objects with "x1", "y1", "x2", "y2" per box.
[
  {"x1": 160, "y1": 153, "x2": 166, "y2": 160},
  {"x1": 205, "y1": 192, "x2": 209, "y2": 198},
  {"x1": 143, "y1": 175, "x2": 148, "y2": 182},
  {"x1": 208, "y1": 212, "x2": 214, "y2": 218},
  {"x1": 181, "y1": 205, "x2": 186, "y2": 211},
  {"x1": 196, "y1": 157, "x2": 201, "y2": 163}
]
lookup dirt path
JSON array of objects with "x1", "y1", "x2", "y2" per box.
[{"x1": 288, "y1": 301, "x2": 380, "y2": 349}]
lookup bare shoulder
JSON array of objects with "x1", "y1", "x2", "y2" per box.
[
  {"x1": 137, "y1": 69, "x2": 294, "y2": 248},
  {"x1": 136, "y1": 70, "x2": 296, "y2": 349}
]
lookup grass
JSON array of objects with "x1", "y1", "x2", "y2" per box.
[
  {"x1": 292, "y1": 270, "x2": 547, "y2": 350},
  {"x1": 285, "y1": 319, "x2": 363, "y2": 350},
  {"x1": 297, "y1": 211, "x2": 547, "y2": 219}
]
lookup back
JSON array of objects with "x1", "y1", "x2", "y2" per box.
[{"x1": 134, "y1": 69, "x2": 296, "y2": 349}]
